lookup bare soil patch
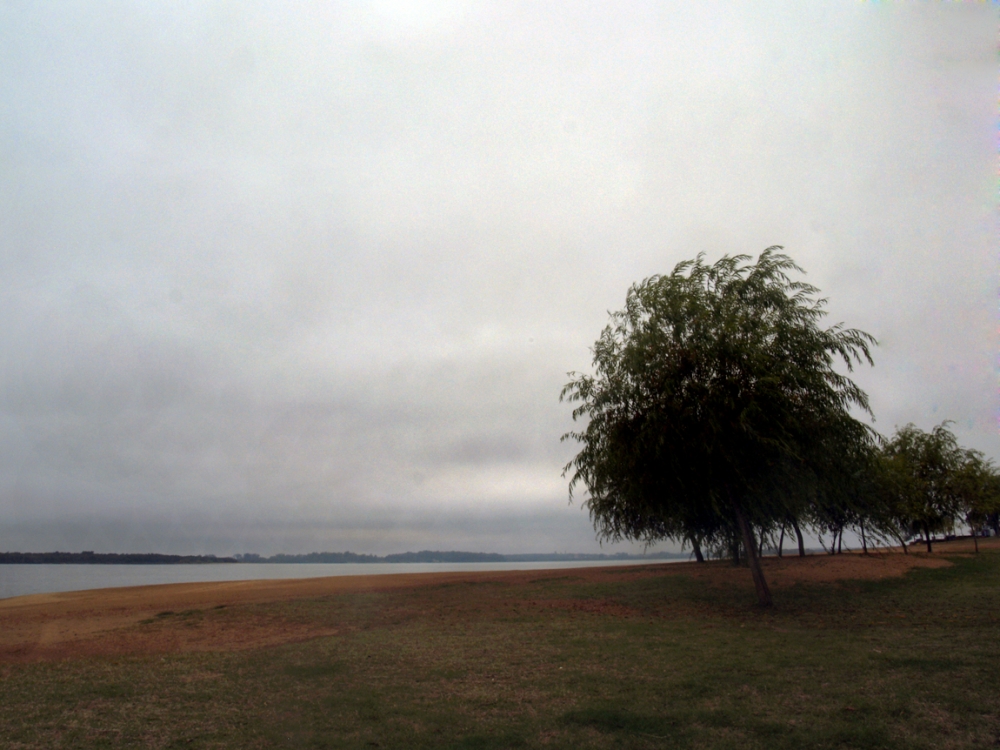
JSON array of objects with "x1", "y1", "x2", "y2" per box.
[{"x1": 2, "y1": 538, "x2": 989, "y2": 663}]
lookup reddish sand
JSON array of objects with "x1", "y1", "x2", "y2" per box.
[{"x1": 1, "y1": 537, "x2": 991, "y2": 663}]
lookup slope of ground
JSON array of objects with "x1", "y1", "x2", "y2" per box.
[
  {"x1": 1, "y1": 538, "x2": 997, "y2": 749},
  {"x1": 0, "y1": 542, "x2": 962, "y2": 661}
]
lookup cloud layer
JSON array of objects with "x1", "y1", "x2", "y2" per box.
[{"x1": 1, "y1": 2, "x2": 995, "y2": 554}]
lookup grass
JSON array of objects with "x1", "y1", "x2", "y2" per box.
[{"x1": 2, "y1": 553, "x2": 1000, "y2": 749}]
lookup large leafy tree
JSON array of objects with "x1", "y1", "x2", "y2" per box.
[{"x1": 561, "y1": 248, "x2": 876, "y2": 606}]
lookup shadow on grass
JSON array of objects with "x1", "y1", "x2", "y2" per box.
[
  {"x1": 561, "y1": 707, "x2": 687, "y2": 740},
  {"x1": 440, "y1": 732, "x2": 529, "y2": 749},
  {"x1": 282, "y1": 660, "x2": 347, "y2": 679}
]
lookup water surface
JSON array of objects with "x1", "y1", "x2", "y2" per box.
[{"x1": 0, "y1": 559, "x2": 680, "y2": 600}]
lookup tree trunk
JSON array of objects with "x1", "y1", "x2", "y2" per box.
[
  {"x1": 778, "y1": 526, "x2": 785, "y2": 558},
  {"x1": 924, "y1": 524, "x2": 932, "y2": 553},
  {"x1": 860, "y1": 520, "x2": 867, "y2": 555},
  {"x1": 792, "y1": 519, "x2": 805, "y2": 557},
  {"x1": 733, "y1": 502, "x2": 773, "y2": 607},
  {"x1": 971, "y1": 528, "x2": 979, "y2": 554},
  {"x1": 837, "y1": 528, "x2": 843, "y2": 555},
  {"x1": 817, "y1": 534, "x2": 829, "y2": 555},
  {"x1": 692, "y1": 537, "x2": 705, "y2": 563},
  {"x1": 897, "y1": 532, "x2": 908, "y2": 554},
  {"x1": 758, "y1": 533, "x2": 764, "y2": 558}
]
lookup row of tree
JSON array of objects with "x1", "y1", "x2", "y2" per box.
[
  {"x1": 561, "y1": 249, "x2": 1000, "y2": 606},
  {"x1": 760, "y1": 421, "x2": 999, "y2": 562}
]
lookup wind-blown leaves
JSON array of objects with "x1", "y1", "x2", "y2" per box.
[{"x1": 561, "y1": 248, "x2": 877, "y2": 605}]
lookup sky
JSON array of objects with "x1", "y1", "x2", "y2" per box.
[{"x1": 0, "y1": 1, "x2": 996, "y2": 556}]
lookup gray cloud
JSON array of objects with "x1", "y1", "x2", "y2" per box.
[{"x1": 1, "y1": 1, "x2": 995, "y2": 554}]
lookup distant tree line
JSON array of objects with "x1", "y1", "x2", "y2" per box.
[
  {"x1": 867, "y1": 422, "x2": 1000, "y2": 554},
  {"x1": 718, "y1": 420, "x2": 1000, "y2": 561},
  {"x1": 0, "y1": 551, "x2": 238, "y2": 564},
  {"x1": 752, "y1": 421, "x2": 1000, "y2": 559},
  {"x1": 0, "y1": 550, "x2": 690, "y2": 566}
]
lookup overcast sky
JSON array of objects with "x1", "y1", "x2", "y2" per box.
[{"x1": 1, "y1": 1, "x2": 995, "y2": 556}]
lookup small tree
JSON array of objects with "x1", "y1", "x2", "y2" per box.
[
  {"x1": 804, "y1": 414, "x2": 881, "y2": 554},
  {"x1": 880, "y1": 423, "x2": 965, "y2": 553},
  {"x1": 561, "y1": 248, "x2": 876, "y2": 606},
  {"x1": 954, "y1": 450, "x2": 1000, "y2": 553}
]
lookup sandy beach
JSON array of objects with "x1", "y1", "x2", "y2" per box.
[{"x1": 2, "y1": 538, "x2": 988, "y2": 664}]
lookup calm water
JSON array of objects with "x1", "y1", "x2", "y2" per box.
[{"x1": 0, "y1": 559, "x2": 679, "y2": 600}]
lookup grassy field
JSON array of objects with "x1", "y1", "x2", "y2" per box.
[{"x1": 2, "y1": 550, "x2": 999, "y2": 749}]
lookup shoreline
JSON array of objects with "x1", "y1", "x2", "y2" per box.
[
  {"x1": 0, "y1": 557, "x2": 686, "y2": 602},
  {"x1": 3, "y1": 540, "x2": 992, "y2": 663}
]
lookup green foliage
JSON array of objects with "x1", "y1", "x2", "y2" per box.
[
  {"x1": 954, "y1": 449, "x2": 1000, "y2": 536},
  {"x1": 880, "y1": 422, "x2": 980, "y2": 551},
  {"x1": 879, "y1": 422, "x2": 1000, "y2": 551},
  {"x1": 881, "y1": 424, "x2": 964, "y2": 544},
  {"x1": 561, "y1": 248, "x2": 876, "y2": 601}
]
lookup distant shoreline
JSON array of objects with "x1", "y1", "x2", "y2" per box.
[
  {"x1": 0, "y1": 550, "x2": 688, "y2": 565},
  {"x1": 0, "y1": 552, "x2": 238, "y2": 565}
]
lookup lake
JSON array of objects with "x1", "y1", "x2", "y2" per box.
[{"x1": 0, "y1": 559, "x2": 680, "y2": 600}]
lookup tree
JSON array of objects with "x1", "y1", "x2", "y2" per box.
[
  {"x1": 953, "y1": 449, "x2": 1000, "y2": 553},
  {"x1": 803, "y1": 418, "x2": 917, "y2": 556},
  {"x1": 561, "y1": 248, "x2": 876, "y2": 606},
  {"x1": 879, "y1": 423, "x2": 966, "y2": 553}
]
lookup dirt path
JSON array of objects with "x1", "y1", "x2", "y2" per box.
[{"x1": 2, "y1": 539, "x2": 985, "y2": 663}]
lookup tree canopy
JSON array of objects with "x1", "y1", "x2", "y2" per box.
[
  {"x1": 878, "y1": 422, "x2": 1000, "y2": 553},
  {"x1": 561, "y1": 248, "x2": 877, "y2": 606}
]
